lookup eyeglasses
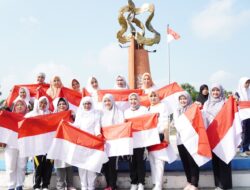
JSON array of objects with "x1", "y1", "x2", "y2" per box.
[{"x1": 83, "y1": 102, "x2": 92, "y2": 105}]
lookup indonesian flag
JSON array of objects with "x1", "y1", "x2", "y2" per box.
[
  {"x1": 140, "y1": 82, "x2": 184, "y2": 114},
  {"x1": 54, "y1": 87, "x2": 82, "y2": 112},
  {"x1": 167, "y1": 27, "x2": 180, "y2": 43},
  {"x1": 238, "y1": 101, "x2": 250, "y2": 121},
  {"x1": 0, "y1": 111, "x2": 24, "y2": 148},
  {"x1": 175, "y1": 104, "x2": 212, "y2": 166},
  {"x1": 125, "y1": 113, "x2": 160, "y2": 148},
  {"x1": 47, "y1": 121, "x2": 108, "y2": 173},
  {"x1": 148, "y1": 141, "x2": 177, "y2": 163},
  {"x1": 101, "y1": 122, "x2": 133, "y2": 157},
  {"x1": 207, "y1": 97, "x2": 242, "y2": 164},
  {"x1": 97, "y1": 89, "x2": 143, "y2": 111},
  {"x1": 6, "y1": 84, "x2": 49, "y2": 107},
  {"x1": 18, "y1": 110, "x2": 72, "y2": 157}
]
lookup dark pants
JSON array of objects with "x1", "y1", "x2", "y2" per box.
[
  {"x1": 33, "y1": 155, "x2": 53, "y2": 189},
  {"x1": 212, "y1": 153, "x2": 232, "y2": 189},
  {"x1": 103, "y1": 156, "x2": 117, "y2": 189},
  {"x1": 242, "y1": 119, "x2": 250, "y2": 152},
  {"x1": 177, "y1": 145, "x2": 199, "y2": 187},
  {"x1": 129, "y1": 148, "x2": 145, "y2": 185}
]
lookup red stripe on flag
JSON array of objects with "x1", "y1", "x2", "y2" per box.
[
  {"x1": 184, "y1": 104, "x2": 212, "y2": 157},
  {"x1": 60, "y1": 87, "x2": 82, "y2": 107},
  {"x1": 140, "y1": 82, "x2": 183, "y2": 107},
  {"x1": 56, "y1": 121, "x2": 105, "y2": 151},
  {"x1": 238, "y1": 101, "x2": 250, "y2": 109},
  {"x1": 101, "y1": 122, "x2": 132, "y2": 140},
  {"x1": 148, "y1": 140, "x2": 168, "y2": 152},
  {"x1": 167, "y1": 27, "x2": 180, "y2": 40},
  {"x1": 97, "y1": 89, "x2": 143, "y2": 102},
  {"x1": 207, "y1": 96, "x2": 238, "y2": 150},
  {"x1": 18, "y1": 110, "x2": 72, "y2": 138},
  {"x1": 126, "y1": 113, "x2": 158, "y2": 132},
  {"x1": 0, "y1": 111, "x2": 24, "y2": 132}
]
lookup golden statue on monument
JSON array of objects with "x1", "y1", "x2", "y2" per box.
[{"x1": 117, "y1": 0, "x2": 161, "y2": 89}]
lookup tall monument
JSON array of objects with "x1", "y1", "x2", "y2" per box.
[{"x1": 117, "y1": 0, "x2": 160, "y2": 89}]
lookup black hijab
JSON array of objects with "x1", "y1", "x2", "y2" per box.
[{"x1": 196, "y1": 84, "x2": 209, "y2": 105}]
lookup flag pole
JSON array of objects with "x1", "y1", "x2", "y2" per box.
[{"x1": 167, "y1": 24, "x2": 171, "y2": 84}]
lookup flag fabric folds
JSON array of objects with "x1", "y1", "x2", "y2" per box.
[
  {"x1": 0, "y1": 111, "x2": 24, "y2": 148},
  {"x1": 101, "y1": 122, "x2": 133, "y2": 157},
  {"x1": 175, "y1": 104, "x2": 212, "y2": 166},
  {"x1": 207, "y1": 97, "x2": 242, "y2": 164},
  {"x1": 18, "y1": 110, "x2": 72, "y2": 157},
  {"x1": 125, "y1": 113, "x2": 160, "y2": 148},
  {"x1": 167, "y1": 27, "x2": 180, "y2": 43},
  {"x1": 238, "y1": 101, "x2": 250, "y2": 120},
  {"x1": 47, "y1": 121, "x2": 108, "y2": 173}
]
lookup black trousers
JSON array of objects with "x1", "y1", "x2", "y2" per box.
[
  {"x1": 212, "y1": 153, "x2": 232, "y2": 189},
  {"x1": 33, "y1": 155, "x2": 54, "y2": 189},
  {"x1": 242, "y1": 119, "x2": 250, "y2": 152},
  {"x1": 177, "y1": 145, "x2": 199, "y2": 187},
  {"x1": 129, "y1": 148, "x2": 146, "y2": 185},
  {"x1": 103, "y1": 156, "x2": 117, "y2": 189}
]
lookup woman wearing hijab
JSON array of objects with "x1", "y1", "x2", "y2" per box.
[
  {"x1": 141, "y1": 73, "x2": 157, "y2": 94},
  {"x1": 174, "y1": 92, "x2": 199, "y2": 190},
  {"x1": 235, "y1": 77, "x2": 250, "y2": 156},
  {"x1": 74, "y1": 96, "x2": 101, "y2": 190},
  {"x1": 54, "y1": 98, "x2": 76, "y2": 190},
  {"x1": 147, "y1": 91, "x2": 169, "y2": 190},
  {"x1": 203, "y1": 84, "x2": 232, "y2": 190},
  {"x1": 4, "y1": 99, "x2": 29, "y2": 190},
  {"x1": 114, "y1": 75, "x2": 129, "y2": 89},
  {"x1": 25, "y1": 96, "x2": 53, "y2": 190},
  {"x1": 36, "y1": 72, "x2": 46, "y2": 85},
  {"x1": 13, "y1": 87, "x2": 33, "y2": 110},
  {"x1": 46, "y1": 76, "x2": 63, "y2": 99},
  {"x1": 86, "y1": 76, "x2": 100, "y2": 108},
  {"x1": 124, "y1": 93, "x2": 148, "y2": 190},
  {"x1": 195, "y1": 84, "x2": 209, "y2": 106},
  {"x1": 101, "y1": 94, "x2": 124, "y2": 190},
  {"x1": 71, "y1": 79, "x2": 81, "y2": 92}
]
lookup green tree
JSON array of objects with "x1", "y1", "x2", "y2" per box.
[{"x1": 180, "y1": 83, "x2": 199, "y2": 102}]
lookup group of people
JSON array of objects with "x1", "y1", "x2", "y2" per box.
[{"x1": 0, "y1": 71, "x2": 249, "y2": 190}]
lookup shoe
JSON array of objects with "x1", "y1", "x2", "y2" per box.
[
  {"x1": 240, "y1": 152, "x2": 248, "y2": 157},
  {"x1": 138, "y1": 183, "x2": 144, "y2": 190},
  {"x1": 130, "y1": 184, "x2": 138, "y2": 190},
  {"x1": 104, "y1": 187, "x2": 111, "y2": 190},
  {"x1": 245, "y1": 150, "x2": 250, "y2": 155},
  {"x1": 34, "y1": 188, "x2": 40, "y2": 190},
  {"x1": 189, "y1": 185, "x2": 198, "y2": 190},
  {"x1": 214, "y1": 187, "x2": 223, "y2": 190},
  {"x1": 184, "y1": 183, "x2": 191, "y2": 190},
  {"x1": 42, "y1": 188, "x2": 49, "y2": 190}
]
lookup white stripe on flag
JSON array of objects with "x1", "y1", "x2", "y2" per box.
[
  {"x1": 133, "y1": 128, "x2": 160, "y2": 148},
  {"x1": 239, "y1": 108, "x2": 250, "y2": 121},
  {"x1": 149, "y1": 144, "x2": 177, "y2": 163},
  {"x1": 105, "y1": 138, "x2": 133, "y2": 157},
  {"x1": 18, "y1": 132, "x2": 55, "y2": 157},
  {"x1": 0, "y1": 127, "x2": 18, "y2": 148},
  {"x1": 47, "y1": 138, "x2": 108, "y2": 173},
  {"x1": 161, "y1": 91, "x2": 183, "y2": 114}
]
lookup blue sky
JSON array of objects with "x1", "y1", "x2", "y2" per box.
[{"x1": 0, "y1": 0, "x2": 250, "y2": 98}]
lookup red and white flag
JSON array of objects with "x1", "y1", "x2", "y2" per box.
[
  {"x1": 140, "y1": 82, "x2": 184, "y2": 114},
  {"x1": 18, "y1": 111, "x2": 72, "y2": 157},
  {"x1": 238, "y1": 101, "x2": 250, "y2": 121},
  {"x1": 0, "y1": 111, "x2": 24, "y2": 148},
  {"x1": 102, "y1": 122, "x2": 133, "y2": 157},
  {"x1": 98, "y1": 89, "x2": 143, "y2": 111},
  {"x1": 126, "y1": 113, "x2": 160, "y2": 148},
  {"x1": 175, "y1": 104, "x2": 212, "y2": 166},
  {"x1": 167, "y1": 27, "x2": 180, "y2": 43},
  {"x1": 207, "y1": 97, "x2": 242, "y2": 164},
  {"x1": 6, "y1": 84, "x2": 49, "y2": 107},
  {"x1": 47, "y1": 121, "x2": 108, "y2": 173},
  {"x1": 148, "y1": 141, "x2": 177, "y2": 163}
]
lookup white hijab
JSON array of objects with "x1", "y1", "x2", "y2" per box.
[
  {"x1": 25, "y1": 96, "x2": 50, "y2": 117},
  {"x1": 114, "y1": 75, "x2": 129, "y2": 89},
  {"x1": 86, "y1": 76, "x2": 100, "y2": 94},
  {"x1": 14, "y1": 87, "x2": 31, "y2": 107},
  {"x1": 237, "y1": 77, "x2": 250, "y2": 101},
  {"x1": 203, "y1": 83, "x2": 225, "y2": 125},
  {"x1": 101, "y1": 94, "x2": 124, "y2": 126}
]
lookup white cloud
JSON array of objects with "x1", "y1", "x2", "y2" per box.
[
  {"x1": 209, "y1": 70, "x2": 233, "y2": 83},
  {"x1": 20, "y1": 16, "x2": 39, "y2": 25},
  {"x1": 191, "y1": 0, "x2": 250, "y2": 39}
]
